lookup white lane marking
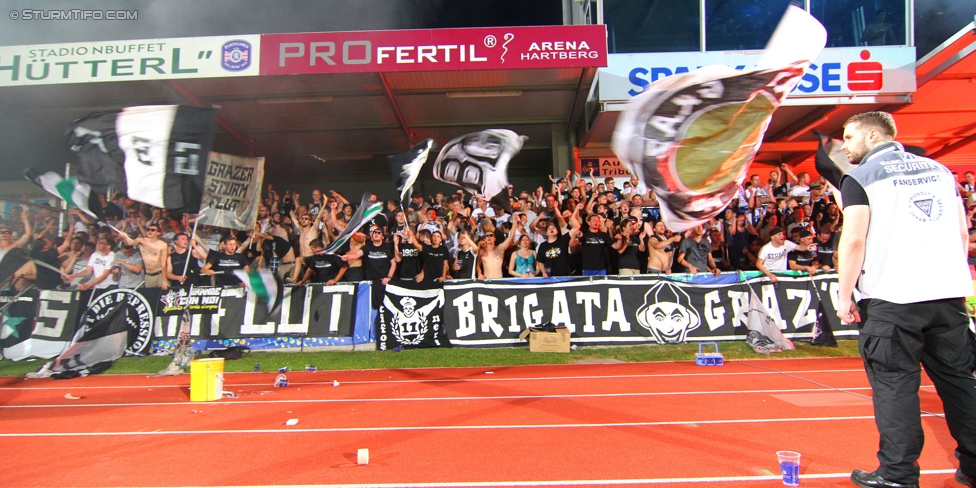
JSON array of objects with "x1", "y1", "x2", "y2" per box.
[
  {"x1": 0, "y1": 386, "x2": 878, "y2": 409},
  {"x1": 1, "y1": 413, "x2": 944, "y2": 437},
  {"x1": 100, "y1": 470, "x2": 956, "y2": 487},
  {"x1": 0, "y1": 368, "x2": 868, "y2": 391}
]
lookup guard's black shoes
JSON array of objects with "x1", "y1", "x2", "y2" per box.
[
  {"x1": 850, "y1": 469, "x2": 919, "y2": 488},
  {"x1": 957, "y1": 468, "x2": 975, "y2": 487}
]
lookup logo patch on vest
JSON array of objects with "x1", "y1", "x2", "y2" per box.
[{"x1": 908, "y1": 191, "x2": 943, "y2": 222}]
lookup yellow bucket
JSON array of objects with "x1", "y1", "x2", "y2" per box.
[{"x1": 189, "y1": 358, "x2": 224, "y2": 402}]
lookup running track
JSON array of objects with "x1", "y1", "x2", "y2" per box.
[{"x1": 0, "y1": 357, "x2": 965, "y2": 487}]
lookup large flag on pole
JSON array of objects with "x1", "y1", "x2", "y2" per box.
[
  {"x1": 66, "y1": 105, "x2": 218, "y2": 213},
  {"x1": 325, "y1": 194, "x2": 384, "y2": 254},
  {"x1": 24, "y1": 169, "x2": 106, "y2": 221},
  {"x1": 611, "y1": 6, "x2": 826, "y2": 232},
  {"x1": 432, "y1": 129, "x2": 526, "y2": 210},
  {"x1": 389, "y1": 139, "x2": 434, "y2": 209}
]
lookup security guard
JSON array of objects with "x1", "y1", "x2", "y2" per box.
[{"x1": 836, "y1": 111, "x2": 976, "y2": 488}]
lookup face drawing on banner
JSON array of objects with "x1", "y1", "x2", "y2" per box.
[
  {"x1": 635, "y1": 281, "x2": 702, "y2": 343},
  {"x1": 388, "y1": 296, "x2": 439, "y2": 346}
]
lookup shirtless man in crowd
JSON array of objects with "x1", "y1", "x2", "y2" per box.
[
  {"x1": 292, "y1": 201, "x2": 328, "y2": 258},
  {"x1": 647, "y1": 221, "x2": 681, "y2": 274},
  {"x1": 116, "y1": 223, "x2": 169, "y2": 289},
  {"x1": 476, "y1": 219, "x2": 519, "y2": 280}
]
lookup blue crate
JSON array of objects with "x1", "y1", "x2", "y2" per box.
[{"x1": 696, "y1": 342, "x2": 724, "y2": 366}]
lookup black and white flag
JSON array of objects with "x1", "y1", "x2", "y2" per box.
[
  {"x1": 432, "y1": 129, "x2": 526, "y2": 210},
  {"x1": 30, "y1": 298, "x2": 131, "y2": 378},
  {"x1": 66, "y1": 105, "x2": 218, "y2": 212},
  {"x1": 325, "y1": 194, "x2": 383, "y2": 254},
  {"x1": 611, "y1": 6, "x2": 826, "y2": 232},
  {"x1": 66, "y1": 111, "x2": 128, "y2": 191},
  {"x1": 378, "y1": 282, "x2": 446, "y2": 350},
  {"x1": 389, "y1": 139, "x2": 434, "y2": 209}
]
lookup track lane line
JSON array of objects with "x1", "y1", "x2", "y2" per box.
[
  {"x1": 0, "y1": 386, "x2": 881, "y2": 409},
  {"x1": 67, "y1": 469, "x2": 963, "y2": 487},
  {"x1": 0, "y1": 413, "x2": 943, "y2": 437},
  {"x1": 0, "y1": 368, "x2": 868, "y2": 391}
]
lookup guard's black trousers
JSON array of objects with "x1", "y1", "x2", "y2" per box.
[{"x1": 858, "y1": 297, "x2": 976, "y2": 483}]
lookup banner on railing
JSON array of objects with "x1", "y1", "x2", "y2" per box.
[
  {"x1": 442, "y1": 274, "x2": 852, "y2": 347},
  {"x1": 2, "y1": 274, "x2": 855, "y2": 360},
  {"x1": 378, "y1": 282, "x2": 447, "y2": 350},
  {"x1": 1, "y1": 284, "x2": 367, "y2": 361}
]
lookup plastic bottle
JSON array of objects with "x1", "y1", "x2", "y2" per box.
[{"x1": 274, "y1": 374, "x2": 288, "y2": 387}]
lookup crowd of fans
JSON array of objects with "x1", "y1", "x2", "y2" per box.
[{"x1": 0, "y1": 161, "x2": 874, "y2": 295}]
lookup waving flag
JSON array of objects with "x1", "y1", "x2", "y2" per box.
[
  {"x1": 389, "y1": 139, "x2": 434, "y2": 209},
  {"x1": 24, "y1": 170, "x2": 105, "y2": 221},
  {"x1": 432, "y1": 129, "x2": 526, "y2": 204},
  {"x1": 66, "y1": 111, "x2": 127, "y2": 190},
  {"x1": 325, "y1": 194, "x2": 383, "y2": 254},
  {"x1": 813, "y1": 130, "x2": 853, "y2": 189},
  {"x1": 66, "y1": 105, "x2": 218, "y2": 212},
  {"x1": 234, "y1": 267, "x2": 281, "y2": 314},
  {"x1": 611, "y1": 6, "x2": 826, "y2": 232}
]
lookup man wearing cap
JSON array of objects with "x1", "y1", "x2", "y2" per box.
[
  {"x1": 836, "y1": 111, "x2": 976, "y2": 488},
  {"x1": 787, "y1": 229, "x2": 819, "y2": 275},
  {"x1": 756, "y1": 227, "x2": 798, "y2": 283}
]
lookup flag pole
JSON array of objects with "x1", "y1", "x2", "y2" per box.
[
  {"x1": 182, "y1": 214, "x2": 203, "y2": 278},
  {"x1": 59, "y1": 163, "x2": 70, "y2": 237}
]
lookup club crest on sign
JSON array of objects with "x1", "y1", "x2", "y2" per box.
[{"x1": 221, "y1": 40, "x2": 252, "y2": 71}]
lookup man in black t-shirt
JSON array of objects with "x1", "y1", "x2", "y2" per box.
[
  {"x1": 201, "y1": 236, "x2": 249, "y2": 286},
  {"x1": 362, "y1": 226, "x2": 396, "y2": 283},
  {"x1": 417, "y1": 230, "x2": 450, "y2": 283},
  {"x1": 814, "y1": 226, "x2": 836, "y2": 271},
  {"x1": 298, "y1": 240, "x2": 346, "y2": 285},
  {"x1": 580, "y1": 214, "x2": 613, "y2": 276},
  {"x1": 394, "y1": 228, "x2": 423, "y2": 281},
  {"x1": 536, "y1": 221, "x2": 579, "y2": 277},
  {"x1": 787, "y1": 229, "x2": 819, "y2": 274}
]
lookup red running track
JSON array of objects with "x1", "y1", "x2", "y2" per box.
[{"x1": 0, "y1": 357, "x2": 965, "y2": 487}]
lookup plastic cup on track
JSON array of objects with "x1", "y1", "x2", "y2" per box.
[
  {"x1": 357, "y1": 448, "x2": 369, "y2": 465},
  {"x1": 776, "y1": 451, "x2": 800, "y2": 486}
]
